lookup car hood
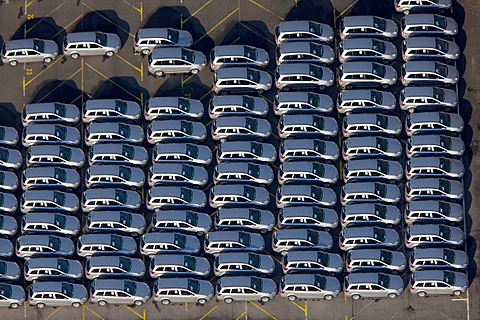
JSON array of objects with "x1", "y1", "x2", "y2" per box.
[
  {"x1": 259, "y1": 71, "x2": 273, "y2": 88},
  {"x1": 72, "y1": 284, "x2": 88, "y2": 300},
  {"x1": 199, "y1": 280, "x2": 214, "y2": 297},
  {"x1": 391, "y1": 252, "x2": 406, "y2": 268},
  {"x1": 250, "y1": 233, "x2": 266, "y2": 251},
  {"x1": 449, "y1": 114, "x2": 464, "y2": 129},
  {"x1": 385, "y1": 19, "x2": 398, "y2": 36},
  {"x1": 65, "y1": 216, "x2": 81, "y2": 233},
  {"x1": 131, "y1": 213, "x2": 147, "y2": 230},
  {"x1": 107, "y1": 33, "x2": 122, "y2": 49},
  {"x1": 448, "y1": 159, "x2": 465, "y2": 175},
  {"x1": 386, "y1": 185, "x2": 401, "y2": 200},
  {"x1": 2, "y1": 194, "x2": 18, "y2": 212},
  {"x1": 177, "y1": 30, "x2": 194, "y2": 47},
  {"x1": 448, "y1": 180, "x2": 464, "y2": 196},
  {"x1": 449, "y1": 227, "x2": 464, "y2": 242},
  {"x1": 384, "y1": 42, "x2": 397, "y2": 57},
  {"x1": 185, "y1": 236, "x2": 201, "y2": 253},
  {"x1": 328, "y1": 253, "x2": 344, "y2": 271},
  {"x1": 260, "y1": 255, "x2": 275, "y2": 272},
  {"x1": 261, "y1": 278, "x2": 278, "y2": 295},
  {"x1": 325, "y1": 276, "x2": 341, "y2": 293},
  {"x1": 447, "y1": 65, "x2": 459, "y2": 81},
  {"x1": 449, "y1": 137, "x2": 465, "y2": 153},
  {"x1": 131, "y1": 258, "x2": 146, "y2": 275},
  {"x1": 453, "y1": 251, "x2": 468, "y2": 267},
  {"x1": 189, "y1": 100, "x2": 205, "y2": 118},
  {"x1": 385, "y1": 65, "x2": 397, "y2": 81},
  {"x1": 3, "y1": 261, "x2": 20, "y2": 279},
  {"x1": 129, "y1": 126, "x2": 145, "y2": 142},
  {"x1": 192, "y1": 191, "x2": 207, "y2": 208},
  {"x1": 260, "y1": 210, "x2": 275, "y2": 227},
  {"x1": 385, "y1": 229, "x2": 400, "y2": 246},
  {"x1": 192, "y1": 122, "x2": 207, "y2": 138},
  {"x1": 256, "y1": 48, "x2": 270, "y2": 65},
  {"x1": 68, "y1": 260, "x2": 83, "y2": 276},
  {"x1": 197, "y1": 146, "x2": 213, "y2": 164},
  {"x1": 323, "y1": 141, "x2": 340, "y2": 160},
  {"x1": 318, "y1": 232, "x2": 333, "y2": 249},
  {"x1": 197, "y1": 213, "x2": 213, "y2": 230},
  {"x1": 121, "y1": 237, "x2": 138, "y2": 253},
  {"x1": 7, "y1": 149, "x2": 22, "y2": 166},
  {"x1": 446, "y1": 18, "x2": 458, "y2": 35},
  {"x1": 388, "y1": 274, "x2": 404, "y2": 292},
  {"x1": 44, "y1": 40, "x2": 59, "y2": 56},
  {"x1": 323, "y1": 117, "x2": 339, "y2": 133},
  {"x1": 443, "y1": 89, "x2": 458, "y2": 105},
  {"x1": 3, "y1": 128, "x2": 19, "y2": 146},
  {"x1": 194, "y1": 51, "x2": 207, "y2": 66},
  {"x1": 133, "y1": 147, "x2": 148, "y2": 163},
  {"x1": 0, "y1": 239, "x2": 13, "y2": 257},
  {"x1": 11, "y1": 285, "x2": 25, "y2": 302},
  {"x1": 135, "y1": 282, "x2": 151, "y2": 298}
]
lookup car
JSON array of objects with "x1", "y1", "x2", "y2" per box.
[
  {"x1": 409, "y1": 270, "x2": 467, "y2": 297},
  {"x1": 15, "y1": 235, "x2": 74, "y2": 259},
  {"x1": 204, "y1": 231, "x2": 265, "y2": 255},
  {"x1": 85, "y1": 122, "x2": 144, "y2": 146},
  {"x1": 0, "y1": 126, "x2": 19, "y2": 146},
  {"x1": 211, "y1": 117, "x2": 271, "y2": 141},
  {"x1": 338, "y1": 38, "x2": 397, "y2": 63},
  {"x1": 147, "y1": 120, "x2": 207, "y2": 144},
  {"x1": 272, "y1": 229, "x2": 333, "y2": 255},
  {"x1": 214, "y1": 252, "x2": 274, "y2": 277},
  {"x1": 22, "y1": 102, "x2": 80, "y2": 126},
  {"x1": 341, "y1": 182, "x2": 401, "y2": 206},
  {"x1": 0, "y1": 259, "x2": 20, "y2": 282},
  {"x1": 208, "y1": 95, "x2": 268, "y2": 119},
  {"x1": 2, "y1": 38, "x2": 58, "y2": 66},
  {"x1": 148, "y1": 163, "x2": 208, "y2": 187},
  {"x1": 21, "y1": 213, "x2": 80, "y2": 237},
  {"x1": 215, "y1": 276, "x2": 277, "y2": 303},
  {"x1": 150, "y1": 210, "x2": 211, "y2": 236},
  {"x1": 88, "y1": 144, "x2": 148, "y2": 167},
  {"x1": 77, "y1": 234, "x2": 137, "y2": 257},
  {"x1": 274, "y1": 63, "x2": 335, "y2": 91},
  {"x1": 405, "y1": 112, "x2": 464, "y2": 136},
  {"x1": 85, "y1": 211, "x2": 146, "y2": 236},
  {"x1": 150, "y1": 254, "x2": 210, "y2": 278},
  {"x1": 344, "y1": 273, "x2": 404, "y2": 300},
  {"x1": 405, "y1": 224, "x2": 464, "y2": 248},
  {"x1": 213, "y1": 67, "x2": 272, "y2": 95},
  {"x1": 276, "y1": 41, "x2": 335, "y2": 65},
  {"x1": 0, "y1": 193, "x2": 17, "y2": 214},
  {"x1": 134, "y1": 28, "x2": 193, "y2": 54},
  {"x1": 278, "y1": 114, "x2": 338, "y2": 139},
  {"x1": 217, "y1": 141, "x2": 276, "y2": 164},
  {"x1": 278, "y1": 161, "x2": 338, "y2": 186},
  {"x1": 20, "y1": 190, "x2": 78, "y2": 214},
  {"x1": 401, "y1": 14, "x2": 458, "y2": 38},
  {"x1": 407, "y1": 135, "x2": 464, "y2": 158},
  {"x1": 0, "y1": 171, "x2": 18, "y2": 192},
  {"x1": 401, "y1": 61, "x2": 459, "y2": 86},
  {"x1": 276, "y1": 185, "x2": 337, "y2": 208},
  {"x1": 139, "y1": 232, "x2": 200, "y2": 257},
  {"x1": 406, "y1": 157, "x2": 464, "y2": 180},
  {"x1": 395, "y1": 0, "x2": 452, "y2": 14},
  {"x1": 275, "y1": 20, "x2": 334, "y2": 44},
  {"x1": 152, "y1": 143, "x2": 212, "y2": 165},
  {"x1": 147, "y1": 47, "x2": 207, "y2": 76},
  {"x1": 339, "y1": 16, "x2": 398, "y2": 39},
  {"x1": 210, "y1": 45, "x2": 269, "y2": 70},
  {"x1": 277, "y1": 206, "x2": 338, "y2": 231},
  {"x1": 147, "y1": 187, "x2": 206, "y2": 210},
  {"x1": 345, "y1": 249, "x2": 406, "y2": 274},
  {"x1": 22, "y1": 124, "x2": 80, "y2": 147},
  {"x1": 280, "y1": 274, "x2": 341, "y2": 301},
  {"x1": 338, "y1": 61, "x2": 397, "y2": 89},
  {"x1": 0, "y1": 147, "x2": 22, "y2": 170},
  {"x1": 409, "y1": 248, "x2": 468, "y2": 271},
  {"x1": 90, "y1": 279, "x2": 150, "y2": 306},
  {"x1": 342, "y1": 137, "x2": 402, "y2": 161},
  {"x1": 24, "y1": 257, "x2": 82, "y2": 282},
  {"x1": 279, "y1": 139, "x2": 339, "y2": 163},
  {"x1": 82, "y1": 189, "x2": 141, "y2": 212},
  {"x1": 214, "y1": 162, "x2": 274, "y2": 186},
  {"x1": 26, "y1": 145, "x2": 84, "y2": 168},
  {"x1": 209, "y1": 185, "x2": 269, "y2": 208},
  {"x1": 342, "y1": 114, "x2": 402, "y2": 137},
  {"x1": 63, "y1": 31, "x2": 121, "y2": 58},
  {"x1": 28, "y1": 282, "x2": 87, "y2": 308},
  {"x1": 0, "y1": 283, "x2": 25, "y2": 308},
  {"x1": 405, "y1": 178, "x2": 463, "y2": 201},
  {"x1": 339, "y1": 227, "x2": 400, "y2": 251},
  {"x1": 85, "y1": 255, "x2": 145, "y2": 280},
  {"x1": 400, "y1": 86, "x2": 458, "y2": 114},
  {"x1": 21, "y1": 167, "x2": 81, "y2": 191},
  {"x1": 214, "y1": 208, "x2": 275, "y2": 234},
  {"x1": 337, "y1": 89, "x2": 396, "y2": 114},
  {"x1": 83, "y1": 99, "x2": 141, "y2": 123},
  {"x1": 153, "y1": 278, "x2": 213, "y2": 305},
  {"x1": 341, "y1": 203, "x2": 401, "y2": 228},
  {"x1": 402, "y1": 37, "x2": 459, "y2": 61},
  {"x1": 0, "y1": 239, "x2": 13, "y2": 259},
  {"x1": 145, "y1": 97, "x2": 204, "y2": 121},
  {"x1": 404, "y1": 200, "x2": 463, "y2": 225},
  {"x1": 274, "y1": 92, "x2": 334, "y2": 115},
  {"x1": 85, "y1": 165, "x2": 145, "y2": 189},
  {"x1": 282, "y1": 250, "x2": 343, "y2": 275},
  {"x1": 343, "y1": 159, "x2": 403, "y2": 183}
]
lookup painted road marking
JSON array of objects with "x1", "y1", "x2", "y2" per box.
[{"x1": 194, "y1": 8, "x2": 239, "y2": 45}]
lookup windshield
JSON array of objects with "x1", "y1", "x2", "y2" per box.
[
  {"x1": 307, "y1": 230, "x2": 319, "y2": 244},
  {"x1": 119, "y1": 212, "x2": 132, "y2": 227},
  {"x1": 180, "y1": 188, "x2": 193, "y2": 202},
  {"x1": 439, "y1": 136, "x2": 452, "y2": 149},
  {"x1": 250, "y1": 142, "x2": 263, "y2": 156},
  {"x1": 238, "y1": 232, "x2": 251, "y2": 246},
  {"x1": 373, "y1": 227, "x2": 386, "y2": 242},
  {"x1": 307, "y1": 93, "x2": 320, "y2": 107},
  {"x1": 314, "y1": 275, "x2": 327, "y2": 290},
  {"x1": 246, "y1": 69, "x2": 260, "y2": 82},
  {"x1": 443, "y1": 249, "x2": 455, "y2": 263},
  {"x1": 180, "y1": 121, "x2": 193, "y2": 135},
  {"x1": 167, "y1": 28, "x2": 179, "y2": 42},
  {"x1": 376, "y1": 114, "x2": 388, "y2": 128},
  {"x1": 311, "y1": 186, "x2": 323, "y2": 201},
  {"x1": 177, "y1": 98, "x2": 191, "y2": 112},
  {"x1": 33, "y1": 39, "x2": 45, "y2": 52},
  {"x1": 247, "y1": 163, "x2": 260, "y2": 178},
  {"x1": 185, "y1": 211, "x2": 198, "y2": 226},
  {"x1": 380, "y1": 250, "x2": 393, "y2": 264},
  {"x1": 373, "y1": 17, "x2": 386, "y2": 30},
  {"x1": 48, "y1": 236, "x2": 61, "y2": 250},
  {"x1": 317, "y1": 251, "x2": 330, "y2": 266},
  {"x1": 184, "y1": 255, "x2": 197, "y2": 270},
  {"x1": 312, "y1": 163, "x2": 325, "y2": 177},
  {"x1": 374, "y1": 204, "x2": 387, "y2": 218},
  {"x1": 115, "y1": 100, "x2": 128, "y2": 114},
  {"x1": 124, "y1": 280, "x2": 137, "y2": 296},
  {"x1": 377, "y1": 160, "x2": 389, "y2": 174},
  {"x1": 248, "y1": 209, "x2": 261, "y2": 223},
  {"x1": 122, "y1": 145, "x2": 135, "y2": 159},
  {"x1": 439, "y1": 158, "x2": 451, "y2": 172},
  {"x1": 115, "y1": 189, "x2": 127, "y2": 203},
  {"x1": 182, "y1": 165, "x2": 195, "y2": 179},
  {"x1": 62, "y1": 283, "x2": 74, "y2": 297},
  {"x1": 314, "y1": 140, "x2": 326, "y2": 153},
  {"x1": 248, "y1": 253, "x2": 261, "y2": 268},
  {"x1": 54, "y1": 168, "x2": 67, "y2": 182},
  {"x1": 54, "y1": 214, "x2": 66, "y2": 228},
  {"x1": 53, "y1": 191, "x2": 66, "y2": 205},
  {"x1": 118, "y1": 123, "x2": 131, "y2": 138},
  {"x1": 377, "y1": 273, "x2": 390, "y2": 288},
  {"x1": 435, "y1": 38, "x2": 448, "y2": 53},
  {"x1": 374, "y1": 183, "x2": 387, "y2": 197},
  {"x1": 111, "y1": 235, "x2": 123, "y2": 249},
  {"x1": 371, "y1": 91, "x2": 383, "y2": 104},
  {"x1": 438, "y1": 202, "x2": 451, "y2": 216},
  {"x1": 371, "y1": 39, "x2": 386, "y2": 53},
  {"x1": 433, "y1": 88, "x2": 445, "y2": 101},
  {"x1": 435, "y1": 62, "x2": 448, "y2": 77},
  {"x1": 95, "y1": 32, "x2": 108, "y2": 46},
  {"x1": 243, "y1": 185, "x2": 256, "y2": 200},
  {"x1": 309, "y1": 42, "x2": 324, "y2": 56},
  {"x1": 0, "y1": 261, "x2": 6, "y2": 275},
  {"x1": 54, "y1": 125, "x2": 67, "y2": 139},
  {"x1": 439, "y1": 179, "x2": 451, "y2": 193},
  {"x1": 443, "y1": 271, "x2": 456, "y2": 285},
  {"x1": 250, "y1": 277, "x2": 263, "y2": 292},
  {"x1": 376, "y1": 138, "x2": 388, "y2": 151},
  {"x1": 186, "y1": 144, "x2": 199, "y2": 158},
  {"x1": 119, "y1": 166, "x2": 132, "y2": 181},
  {"x1": 434, "y1": 15, "x2": 447, "y2": 29},
  {"x1": 308, "y1": 21, "x2": 321, "y2": 35},
  {"x1": 242, "y1": 96, "x2": 255, "y2": 110},
  {"x1": 181, "y1": 48, "x2": 195, "y2": 63},
  {"x1": 59, "y1": 146, "x2": 72, "y2": 160},
  {"x1": 244, "y1": 46, "x2": 257, "y2": 59},
  {"x1": 119, "y1": 256, "x2": 132, "y2": 271},
  {"x1": 245, "y1": 118, "x2": 258, "y2": 132},
  {"x1": 313, "y1": 116, "x2": 325, "y2": 129},
  {"x1": 439, "y1": 113, "x2": 451, "y2": 126},
  {"x1": 57, "y1": 258, "x2": 70, "y2": 273},
  {"x1": 372, "y1": 63, "x2": 386, "y2": 77},
  {"x1": 309, "y1": 64, "x2": 324, "y2": 78},
  {"x1": 174, "y1": 233, "x2": 187, "y2": 248},
  {"x1": 439, "y1": 225, "x2": 451, "y2": 240},
  {"x1": 185, "y1": 278, "x2": 200, "y2": 294}
]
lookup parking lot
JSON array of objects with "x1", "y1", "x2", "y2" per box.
[{"x1": 0, "y1": 0, "x2": 479, "y2": 319}]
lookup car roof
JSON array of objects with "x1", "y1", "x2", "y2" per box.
[
  {"x1": 66, "y1": 32, "x2": 100, "y2": 43},
  {"x1": 278, "y1": 63, "x2": 313, "y2": 75},
  {"x1": 5, "y1": 39, "x2": 35, "y2": 50},
  {"x1": 214, "y1": 45, "x2": 254, "y2": 56},
  {"x1": 343, "y1": 61, "x2": 376, "y2": 73},
  {"x1": 137, "y1": 28, "x2": 176, "y2": 38},
  {"x1": 151, "y1": 47, "x2": 188, "y2": 59},
  {"x1": 343, "y1": 16, "x2": 378, "y2": 27}
]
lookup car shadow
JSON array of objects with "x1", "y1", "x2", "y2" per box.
[
  {"x1": 93, "y1": 76, "x2": 150, "y2": 107},
  {"x1": 0, "y1": 102, "x2": 21, "y2": 131},
  {"x1": 30, "y1": 79, "x2": 88, "y2": 109},
  {"x1": 285, "y1": 0, "x2": 335, "y2": 25},
  {"x1": 10, "y1": 17, "x2": 67, "y2": 48}
]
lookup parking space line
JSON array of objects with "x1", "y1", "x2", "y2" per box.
[
  {"x1": 290, "y1": 300, "x2": 308, "y2": 318},
  {"x1": 193, "y1": 8, "x2": 239, "y2": 46},
  {"x1": 259, "y1": 94, "x2": 272, "y2": 104},
  {"x1": 337, "y1": 0, "x2": 359, "y2": 19},
  {"x1": 199, "y1": 89, "x2": 213, "y2": 101},
  {"x1": 350, "y1": 300, "x2": 375, "y2": 320},
  {"x1": 122, "y1": 0, "x2": 142, "y2": 15},
  {"x1": 181, "y1": 74, "x2": 195, "y2": 86},
  {"x1": 36, "y1": 68, "x2": 82, "y2": 103},
  {"x1": 44, "y1": 307, "x2": 63, "y2": 320},
  {"x1": 452, "y1": 297, "x2": 468, "y2": 302},
  {"x1": 83, "y1": 305, "x2": 105, "y2": 320},
  {"x1": 82, "y1": 2, "x2": 135, "y2": 38},
  {"x1": 181, "y1": 0, "x2": 214, "y2": 27},
  {"x1": 262, "y1": 250, "x2": 282, "y2": 265},
  {"x1": 51, "y1": 14, "x2": 83, "y2": 39},
  {"x1": 25, "y1": 1, "x2": 67, "y2": 34},
  {"x1": 122, "y1": 305, "x2": 146, "y2": 320},
  {"x1": 247, "y1": 0, "x2": 285, "y2": 21},
  {"x1": 239, "y1": 22, "x2": 275, "y2": 46},
  {"x1": 115, "y1": 53, "x2": 142, "y2": 73},
  {"x1": 198, "y1": 301, "x2": 223, "y2": 320},
  {"x1": 235, "y1": 311, "x2": 246, "y2": 320},
  {"x1": 25, "y1": 0, "x2": 34, "y2": 9},
  {"x1": 23, "y1": 56, "x2": 64, "y2": 88},
  {"x1": 248, "y1": 302, "x2": 278, "y2": 320},
  {"x1": 85, "y1": 63, "x2": 142, "y2": 102}
]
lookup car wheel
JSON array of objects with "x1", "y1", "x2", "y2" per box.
[
  {"x1": 9, "y1": 60, "x2": 18, "y2": 66},
  {"x1": 197, "y1": 298, "x2": 207, "y2": 305},
  {"x1": 131, "y1": 232, "x2": 138, "y2": 237},
  {"x1": 403, "y1": 9, "x2": 410, "y2": 14},
  {"x1": 197, "y1": 231, "x2": 205, "y2": 237},
  {"x1": 71, "y1": 53, "x2": 79, "y2": 59},
  {"x1": 408, "y1": 108, "x2": 415, "y2": 114},
  {"x1": 324, "y1": 227, "x2": 331, "y2": 232},
  {"x1": 392, "y1": 270, "x2": 398, "y2": 275},
  {"x1": 283, "y1": 86, "x2": 290, "y2": 92},
  {"x1": 381, "y1": 84, "x2": 388, "y2": 89},
  {"x1": 142, "y1": 49, "x2": 150, "y2": 55},
  {"x1": 324, "y1": 294, "x2": 333, "y2": 301},
  {"x1": 388, "y1": 293, "x2": 397, "y2": 299},
  {"x1": 134, "y1": 300, "x2": 143, "y2": 306},
  {"x1": 10, "y1": 303, "x2": 19, "y2": 309},
  {"x1": 260, "y1": 296, "x2": 270, "y2": 303},
  {"x1": 220, "y1": 90, "x2": 228, "y2": 95},
  {"x1": 191, "y1": 69, "x2": 199, "y2": 75},
  {"x1": 36, "y1": 303, "x2": 45, "y2": 309},
  {"x1": 106, "y1": 51, "x2": 115, "y2": 57},
  {"x1": 281, "y1": 250, "x2": 288, "y2": 256},
  {"x1": 161, "y1": 299, "x2": 170, "y2": 305},
  {"x1": 260, "y1": 229, "x2": 268, "y2": 234},
  {"x1": 417, "y1": 291, "x2": 426, "y2": 297},
  {"x1": 98, "y1": 300, "x2": 107, "y2": 306},
  {"x1": 155, "y1": 70, "x2": 164, "y2": 77},
  {"x1": 453, "y1": 290, "x2": 462, "y2": 296},
  {"x1": 224, "y1": 297, "x2": 233, "y2": 304},
  {"x1": 287, "y1": 295, "x2": 297, "y2": 301},
  {"x1": 43, "y1": 57, "x2": 52, "y2": 63},
  {"x1": 346, "y1": 85, "x2": 353, "y2": 90},
  {"x1": 256, "y1": 89, "x2": 264, "y2": 94},
  {"x1": 352, "y1": 294, "x2": 361, "y2": 300},
  {"x1": 318, "y1": 85, "x2": 325, "y2": 90},
  {"x1": 72, "y1": 302, "x2": 81, "y2": 308}
]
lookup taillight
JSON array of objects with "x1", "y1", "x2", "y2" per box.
[
  {"x1": 135, "y1": 43, "x2": 139, "y2": 47},
  {"x1": 406, "y1": 241, "x2": 411, "y2": 244},
  {"x1": 343, "y1": 130, "x2": 348, "y2": 134},
  {"x1": 283, "y1": 267, "x2": 288, "y2": 271},
  {"x1": 217, "y1": 293, "x2": 222, "y2": 296},
  {"x1": 273, "y1": 245, "x2": 278, "y2": 249},
  {"x1": 281, "y1": 290, "x2": 285, "y2": 294},
  {"x1": 410, "y1": 264, "x2": 415, "y2": 268},
  {"x1": 277, "y1": 201, "x2": 281, "y2": 205},
  {"x1": 215, "y1": 269, "x2": 219, "y2": 272}
]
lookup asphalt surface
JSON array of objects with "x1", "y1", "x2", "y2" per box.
[{"x1": 0, "y1": 0, "x2": 478, "y2": 320}]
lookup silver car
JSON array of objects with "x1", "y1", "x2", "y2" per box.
[
  {"x1": 85, "y1": 165, "x2": 145, "y2": 189},
  {"x1": 214, "y1": 208, "x2": 275, "y2": 234},
  {"x1": 406, "y1": 112, "x2": 464, "y2": 136},
  {"x1": 401, "y1": 14, "x2": 458, "y2": 38},
  {"x1": 217, "y1": 141, "x2": 277, "y2": 164},
  {"x1": 337, "y1": 89, "x2": 396, "y2": 114},
  {"x1": 0, "y1": 284, "x2": 24, "y2": 308},
  {"x1": 0, "y1": 215, "x2": 17, "y2": 237},
  {"x1": 211, "y1": 116, "x2": 271, "y2": 141},
  {"x1": 88, "y1": 144, "x2": 148, "y2": 167},
  {"x1": 85, "y1": 211, "x2": 146, "y2": 236},
  {"x1": 145, "y1": 97, "x2": 204, "y2": 121},
  {"x1": 209, "y1": 185, "x2": 269, "y2": 208},
  {"x1": 281, "y1": 274, "x2": 341, "y2": 301},
  {"x1": 402, "y1": 37, "x2": 459, "y2": 61},
  {"x1": 22, "y1": 124, "x2": 80, "y2": 147},
  {"x1": 2, "y1": 38, "x2": 58, "y2": 66},
  {"x1": 151, "y1": 210, "x2": 211, "y2": 236},
  {"x1": 407, "y1": 135, "x2": 465, "y2": 158},
  {"x1": 24, "y1": 257, "x2": 82, "y2": 282},
  {"x1": 0, "y1": 147, "x2": 22, "y2": 170},
  {"x1": 22, "y1": 167, "x2": 80, "y2": 191},
  {"x1": 341, "y1": 182, "x2": 401, "y2": 206},
  {"x1": 275, "y1": 63, "x2": 335, "y2": 91},
  {"x1": 345, "y1": 249, "x2": 406, "y2": 274},
  {"x1": 90, "y1": 279, "x2": 150, "y2": 306},
  {"x1": 338, "y1": 61, "x2": 397, "y2": 89},
  {"x1": 340, "y1": 16, "x2": 398, "y2": 39},
  {"x1": 401, "y1": 61, "x2": 459, "y2": 86},
  {"x1": 214, "y1": 162, "x2": 273, "y2": 186},
  {"x1": 150, "y1": 254, "x2": 210, "y2": 278},
  {"x1": 85, "y1": 255, "x2": 145, "y2": 280},
  {"x1": 148, "y1": 163, "x2": 208, "y2": 187},
  {"x1": 140, "y1": 232, "x2": 200, "y2": 257},
  {"x1": 204, "y1": 231, "x2": 265, "y2": 255},
  {"x1": 77, "y1": 234, "x2": 137, "y2": 257},
  {"x1": 282, "y1": 250, "x2": 343, "y2": 275},
  {"x1": 22, "y1": 102, "x2": 80, "y2": 126},
  {"x1": 29, "y1": 282, "x2": 87, "y2": 308},
  {"x1": 154, "y1": 278, "x2": 213, "y2": 305},
  {"x1": 148, "y1": 47, "x2": 206, "y2": 76},
  {"x1": 82, "y1": 188, "x2": 141, "y2": 212},
  {"x1": 153, "y1": 143, "x2": 212, "y2": 165},
  {"x1": 342, "y1": 114, "x2": 402, "y2": 137},
  {"x1": 272, "y1": 229, "x2": 333, "y2": 255},
  {"x1": 277, "y1": 206, "x2": 338, "y2": 231},
  {"x1": 274, "y1": 92, "x2": 334, "y2": 115},
  {"x1": 278, "y1": 114, "x2": 338, "y2": 139},
  {"x1": 278, "y1": 161, "x2": 338, "y2": 186},
  {"x1": 20, "y1": 190, "x2": 78, "y2": 214},
  {"x1": 26, "y1": 145, "x2": 84, "y2": 168},
  {"x1": 276, "y1": 185, "x2": 337, "y2": 208},
  {"x1": 0, "y1": 126, "x2": 19, "y2": 146},
  {"x1": 405, "y1": 200, "x2": 463, "y2": 225},
  {"x1": 405, "y1": 178, "x2": 463, "y2": 201},
  {"x1": 0, "y1": 171, "x2": 18, "y2": 192},
  {"x1": 409, "y1": 248, "x2": 468, "y2": 272},
  {"x1": 344, "y1": 273, "x2": 404, "y2": 300},
  {"x1": 15, "y1": 235, "x2": 74, "y2": 259},
  {"x1": 85, "y1": 122, "x2": 144, "y2": 146},
  {"x1": 406, "y1": 157, "x2": 464, "y2": 180},
  {"x1": 210, "y1": 45, "x2": 269, "y2": 70},
  {"x1": 216, "y1": 276, "x2": 277, "y2": 303},
  {"x1": 214, "y1": 252, "x2": 274, "y2": 277},
  {"x1": 147, "y1": 186, "x2": 206, "y2": 210},
  {"x1": 410, "y1": 270, "x2": 467, "y2": 297},
  {"x1": 339, "y1": 227, "x2": 400, "y2": 251},
  {"x1": 395, "y1": 0, "x2": 452, "y2": 14},
  {"x1": 208, "y1": 95, "x2": 268, "y2": 119},
  {"x1": 213, "y1": 67, "x2": 272, "y2": 95},
  {"x1": 134, "y1": 28, "x2": 193, "y2": 54},
  {"x1": 63, "y1": 32, "x2": 121, "y2": 58},
  {"x1": 276, "y1": 41, "x2": 335, "y2": 65},
  {"x1": 343, "y1": 137, "x2": 402, "y2": 161},
  {"x1": 83, "y1": 99, "x2": 141, "y2": 123},
  {"x1": 405, "y1": 224, "x2": 464, "y2": 248},
  {"x1": 400, "y1": 86, "x2": 458, "y2": 113},
  {"x1": 343, "y1": 159, "x2": 403, "y2": 183},
  {"x1": 341, "y1": 203, "x2": 401, "y2": 228},
  {"x1": 279, "y1": 139, "x2": 339, "y2": 163},
  {"x1": 0, "y1": 259, "x2": 20, "y2": 282},
  {"x1": 339, "y1": 38, "x2": 397, "y2": 63},
  {"x1": 21, "y1": 213, "x2": 80, "y2": 237},
  {"x1": 275, "y1": 20, "x2": 334, "y2": 44}
]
